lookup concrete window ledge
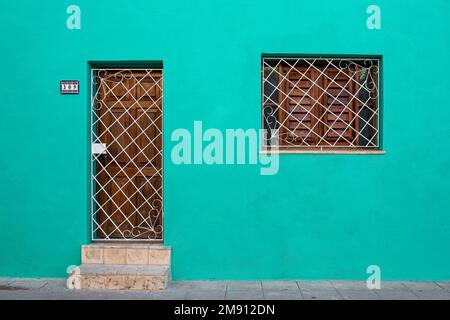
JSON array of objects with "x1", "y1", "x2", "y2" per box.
[{"x1": 260, "y1": 150, "x2": 386, "y2": 155}]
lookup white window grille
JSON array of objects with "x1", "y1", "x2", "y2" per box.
[
  {"x1": 90, "y1": 69, "x2": 163, "y2": 241},
  {"x1": 262, "y1": 57, "x2": 380, "y2": 150}
]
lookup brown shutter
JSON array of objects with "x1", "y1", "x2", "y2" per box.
[
  {"x1": 320, "y1": 66, "x2": 357, "y2": 146},
  {"x1": 279, "y1": 62, "x2": 320, "y2": 145}
]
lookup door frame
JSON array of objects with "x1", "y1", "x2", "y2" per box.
[{"x1": 88, "y1": 63, "x2": 164, "y2": 242}]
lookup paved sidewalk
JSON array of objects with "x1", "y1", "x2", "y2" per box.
[{"x1": 0, "y1": 279, "x2": 449, "y2": 300}]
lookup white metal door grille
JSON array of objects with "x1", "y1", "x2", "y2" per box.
[
  {"x1": 262, "y1": 57, "x2": 380, "y2": 149},
  {"x1": 90, "y1": 69, "x2": 163, "y2": 241}
]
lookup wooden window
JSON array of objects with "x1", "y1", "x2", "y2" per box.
[{"x1": 262, "y1": 57, "x2": 380, "y2": 151}]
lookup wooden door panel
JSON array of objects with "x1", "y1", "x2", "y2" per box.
[
  {"x1": 106, "y1": 109, "x2": 134, "y2": 164},
  {"x1": 135, "y1": 108, "x2": 160, "y2": 166},
  {"x1": 107, "y1": 175, "x2": 136, "y2": 238},
  {"x1": 104, "y1": 78, "x2": 136, "y2": 103},
  {"x1": 135, "y1": 176, "x2": 162, "y2": 239}
]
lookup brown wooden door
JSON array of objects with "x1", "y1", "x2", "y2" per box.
[{"x1": 92, "y1": 69, "x2": 163, "y2": 240}]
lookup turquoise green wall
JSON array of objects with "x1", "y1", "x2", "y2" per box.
[{"x1": 1, "y1": 0, "x2": 449, "y2": 280}]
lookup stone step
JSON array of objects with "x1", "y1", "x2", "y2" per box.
[
  {"x1": 78, "y1": 264, "x2": 170, "y2": 290},
  {"x1": 82, "y1": 244, "x2": 171, "y2": 265}
]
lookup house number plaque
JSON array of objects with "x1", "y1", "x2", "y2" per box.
[{"x1": 60, "y1": 80, "x2": 79, "y2": 94}]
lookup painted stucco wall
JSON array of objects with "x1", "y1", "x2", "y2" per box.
[{"x1": 0, "y1": 0, "x2": 449, "y2": 280}]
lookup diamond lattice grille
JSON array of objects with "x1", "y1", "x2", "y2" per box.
[
  {"x1": 91, "y1": 69, "x2": 163, "y2": 241},
  {"x1": 262, "y1": 58, "x2": 380, "y2": 149}
]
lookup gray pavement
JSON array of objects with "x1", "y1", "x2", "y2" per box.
[{"x1": 0, "y1": 278, "x2": 449, "y2": 300}]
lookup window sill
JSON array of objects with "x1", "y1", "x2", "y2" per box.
[{"x1": 259, "y1": 149, "x2": 386, "y2": 155}]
